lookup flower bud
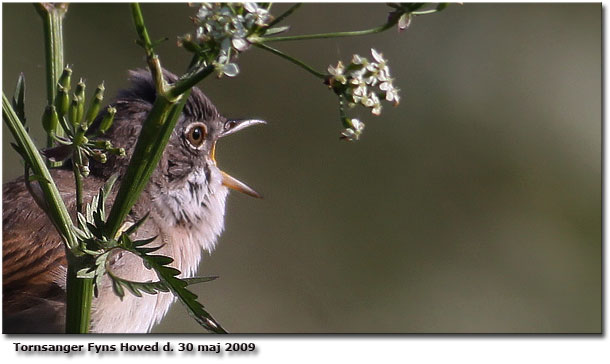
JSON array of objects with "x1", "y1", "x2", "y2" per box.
[
  {"x1": 75, "y1": 80, "x2": 86, "y2": 125},
  {"x1": 79, "y1": 163, "x2": 90, "y2": 177},
  {"x1": 85, "y1": 83, "x2": 105, "y2": 127},
  {"x1": 58, "y1": 66, "x2": 72, "y2": 90},
  {"x1": 73, "y1": 131, "x2": 89, "y2": 146},
  {"x1": 55, "y1": 85, "x2": 70, "y2": 118},
  {"x1": 109, "y1": 147, "x2": 125, "y2": 157},
  {"x1": 177, "y1": 34, "x2": 202, "y2": 53},
  {"x1": 42, "y1": 105, "x2": 59, "y2": 135},
  {"x1": 75, "y1": 79, "x2": 86, "y2": 102},
  {"x1": 91, "y1": 151, "x2": 107, "y2": 164},
  {"x1": 99, "y1": 106, "x2": 116, "y2": 134},
  {"x1": 69, "y1": 96, "x2": 79, "y2": 127},
  {"x1": 94, "y1": 140, "x2": 113, "y2": 149}
]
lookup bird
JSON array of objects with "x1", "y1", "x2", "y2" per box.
[{"x1": 2, "y1": 69, "x2": 264, "y2": 333}]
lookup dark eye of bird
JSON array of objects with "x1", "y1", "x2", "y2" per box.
[{"x1": 186, "y1": 122, "x2": 207, "y2": 148}]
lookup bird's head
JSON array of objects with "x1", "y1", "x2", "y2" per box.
[{"x1": 90, "y1": 69, "x2": 263, "y2": 226}]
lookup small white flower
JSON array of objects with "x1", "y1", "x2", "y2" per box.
[
  {"x1": 243, "y1": 2, "x2": 259, "y2": 13},
  {"x1": 385, "y1": 88, "x2": 400, "y2": 104},
  {"x1": 340, "y1": 128, "x2": 357, "y2": 141},
  {"x1": 398, "y1": 13, "x2": 412, "y2": 31},
  {"x1": 350, "y1": 118, "x2": 364, "y2": 132},
  {"x1": 371, "y1": 48, "x2": 385, "y2": 63},
  {"x1": 328, "y1": 61, "x2": 344, "y2": 76},
  {"x1": 353, "y1": 85, "x2": 367, "y2": 97},
  {"x1": 232, "y1": 37, "x2": 249, "y2": 51},
  {"x1": 352, "y1": 54, "x2": 365, "y2": 65},
  {"x1": 379, "y1": 81, "x2": 392, "y2": 91}
]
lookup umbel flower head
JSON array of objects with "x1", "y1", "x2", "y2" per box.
[
  {"x1": 327, "y1": 49, "x2": 400, "y2": 141},
  {"x1": 180, "y1": 3, "x2": 271, "y2": 77},
  {"x1": 328, "y1": 48, "x2": 400, "y2": 114}
]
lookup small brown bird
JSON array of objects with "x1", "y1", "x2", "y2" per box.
[{"x1": 2, "y1": 69, "x2": 264, "y2": 333}]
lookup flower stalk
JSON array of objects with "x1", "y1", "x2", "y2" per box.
[{"x1": 34, "y1": 3, "x2": 68, "y2": 150}]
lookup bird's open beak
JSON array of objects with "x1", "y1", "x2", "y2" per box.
[{"x1": 212, "y1": 119, "x2": 265, "y2": 198}]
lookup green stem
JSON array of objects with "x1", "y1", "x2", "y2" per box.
[
  {"x1": 106, "y1": 4, "x2": 214, "y2": 237},
  {"x1": 72, "y1": 149, "x2": 84, "y2": 214},
  {"x1": 253, "y1": 43, "x2": 326, "y2": 79},
  {"x1": 168, "y1": 65, "x2": 214, "y2": 99},
  {"x1": 34, "y1": 3, "x2": 94, "y2": 334},
  {"x1": 131, "y1": 3, "x2": 165, "y2": 93},
  {"x1": 65, "y1": 263, "x2": 93, "y2": 333},
  {"x1": 258, "y1": 20, "x2": 396, "y2": 43},
  {"x1": 267, "y1": 3, "x2": 302, "y2": 28},
  {"x1": 412, "y1": 9, "x2": 440, "y2": 15},
  {"x1": 34, "y1": 3, "x2": 68, "y2": 150},
  {"x1": 105, "y1": 96, "x2": 171, "y2": 237},
  {"x1": 4, "y1": 94, "x2": 94, "y2": 333},
  {"x1": 2, "y1": 93, "x2": 77, "y2": 250}
]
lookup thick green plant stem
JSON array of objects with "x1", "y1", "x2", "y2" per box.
[
  {"x1": 2, "y1": 94, "x2": 77, "y2": 249},
  {"x1": 34, "y1": 3, "x2": 68, "y2": 149},
  {"x1": 105, "y1": 4, "x2": 192, "y2": 238},
  {"x1": 104, "y1": 96, "x2": 173, "y2": 236},
  {"x1": 65, "y1": 263, "x2": 93, "y2": 333},
  {"x1": 106, "y1": 4, "x2": 215, "y2": 238},
  {"x1": 34, "y1": 3, "x2": 95, "y2": 333},
  {"x1": 4, "y1": 94, "x2": 94, "y2": 333}
]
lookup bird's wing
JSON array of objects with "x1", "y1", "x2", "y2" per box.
[
  {"x1": 2, "y1": 172, "x2": 69, "y2": 333},
  {"x1": 2, "y1": 169, "x2": 111, "y2": 333}
]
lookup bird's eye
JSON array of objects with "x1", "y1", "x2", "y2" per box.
[{"x1": 185, "y1": 122, "x2": 207, "y2": 149}]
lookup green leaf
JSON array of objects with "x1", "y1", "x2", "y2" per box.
[
  {"x1": 122, "y1": 244, "x2": 227, "y2": 333},
  {"x1": 148, "y1": 255, "x2": 173, "y2": 266},
  {"x1": 124, "y1": 212, "x2": 150, "y2": 236},
  {"x1": 264, "y1": 25, "x2": 290, "y2": 36},
  {"x1": 77, "y1": 267, "x2": 95, "y2": 279},
  {"x1": 102, "y1": 173, "x2": 119, "y2": 203},
  {"x1": 135, "y1": 245, "x2": 163, "y2": 254},
  {"x1": 183, "y1": 276, "x2": 219, "y2": 285},
  {"x1": 12, "y1": 73, "x2": 26, "y2": 125},
  {"x1": 132, "y1": 236, "x2": 157, "y2": 247},
  {"x1": 28, "y1": 174, "x2": 52, "y2": 184},
  {"x1": 111, "y1": 278, "x2": 125, "y2": 300},
  {"x1": 10, "y1": 142, "x2": 25, "y2": 158}
]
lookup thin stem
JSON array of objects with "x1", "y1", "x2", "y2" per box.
[
  {"x1": 258, "y1": 20, "x2": 396, "y2": 43},
  {"x1": 168, "y1": 65, "x2": 215, "y2": 99},
  {"x1": 104, "y1": 3, "x2": 189, "y2": 237},
  {"x1": 253, "y1": 43, "x2": 326, "y2": 79},
  {"x1": 2, "y1": 93, "x2": 77, "y2": 250},
  {"x1": 131, "y1": 3, "x2": 165, "y2": 93},
  {"x1": 65, "y1": 263, "x2": 93, "y2": 333},
  {"x1": 412, "y1": 9, "x2": 440, "y2": 15},
  {"x1": 266, "y1": 3, "x2": 302, "y2": 28},
  {"x1": 34, "y1": 3, "x2": 68, "y2": 151},
  {"x1": 5, "y1": 93, "x2": 93, "y2": 333},
  {"x1": 72, "y1": 149, "x2": 83, "y2": 214},
  {"x1": 34, "y1": 3, "x2": 94, "y2": 334}
]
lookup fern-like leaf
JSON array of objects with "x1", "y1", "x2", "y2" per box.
[{"x1": 122, "y1": 243, "x2": 227, "y2": 333}]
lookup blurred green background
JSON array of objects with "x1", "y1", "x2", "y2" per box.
[{"x1": 2, "y1": 3, "x2": 601, "y2": 333}]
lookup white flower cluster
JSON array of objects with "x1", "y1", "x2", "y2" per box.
[
  {"x1": 191, "y1": 3, "x2": 271, "y2": 77},
  {"x1": 340, "y1": 118, "x2": 365, "y2": 142},
  {"x1": 328, "y1": 49, "x2": 400, "y2": 141},
  {"x1": 328, "y1": 48, "x2": 400, "y2": 115}
]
